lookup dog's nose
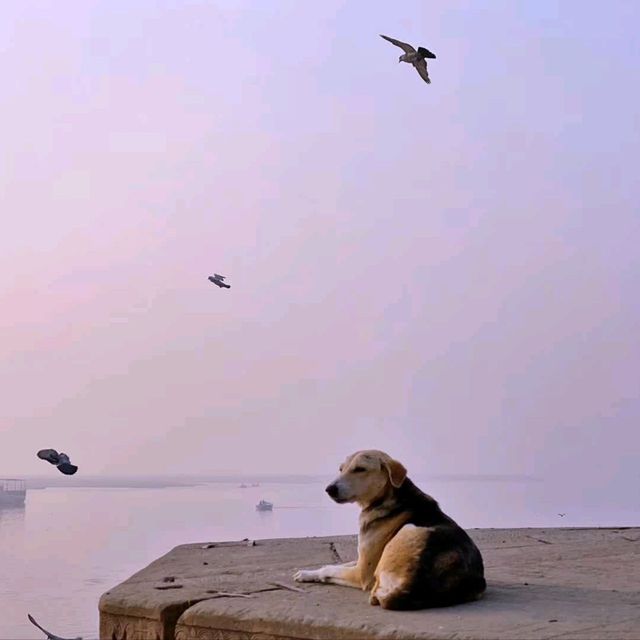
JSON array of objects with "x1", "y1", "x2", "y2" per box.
[{"x1": 325, "y1": 483, "x2": 339, "y2": 498}]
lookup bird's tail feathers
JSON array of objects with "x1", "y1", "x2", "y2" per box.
[{"x1": 418, "y1": 47, "x2": 436, "y2": 59}]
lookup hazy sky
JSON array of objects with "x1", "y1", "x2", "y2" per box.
[{"x1": 2, "y1": 1, "x2": 639, "y2": 487}]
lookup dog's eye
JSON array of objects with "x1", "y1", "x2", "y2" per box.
[{"x1": 352, "y1": 466, "x2": 366, "y2": 473}]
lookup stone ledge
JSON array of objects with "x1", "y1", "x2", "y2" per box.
[{"x1": 99, "y1": 528, "x2": 640, "y2": 640}]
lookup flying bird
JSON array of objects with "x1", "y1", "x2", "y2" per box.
[
  {"x1": 36, "y1": 449, "x2": 78, "y2": 476},
  {"x1": 27, "y1": 614, "x2": 82, "y2": 640},
  {"x1": 379, "y1": 34, "x2": 436, "y2": 84},
  {"x1": 208, "y1": 274, "x2": 230, "y2": 289},
  {"x1": 558, "y1": 513, "x2": 566, "y2": 518}
]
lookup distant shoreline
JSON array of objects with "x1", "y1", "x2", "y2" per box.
[{"x1": 17, "y1": 473, "x2": 543, "y2": 490}]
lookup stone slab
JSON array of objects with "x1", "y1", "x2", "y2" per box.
[{"x1": 99, "y1": 528, "x2": 640, "y2": 640}]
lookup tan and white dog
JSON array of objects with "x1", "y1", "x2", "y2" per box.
[{"x1": 293, "y1": 450, "x2": 486, "y2": 610}]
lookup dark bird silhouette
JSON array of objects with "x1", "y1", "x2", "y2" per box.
[
  {"x1": 208, "y1": 274, "x2": 230, "y2": 289},
  {"x1": 27, "y1": 614, "x2": 82, "y2": 640},
  {"x1": 380, "y1": 34, "x2": 436, "y2": 84},
  {"x1": 558, "y1": 513, "x2": 566, "y2": 518},
  {"x1": 37, "y1": 449, "x2": 78, "y2": 476}
]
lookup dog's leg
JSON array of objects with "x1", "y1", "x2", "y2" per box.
[
  {"x1": 369, "y1": 575, "x2": 381, "y2": 605},
  {"x1": 294, "y1": 562, "x2": 362, "y2": 588},
  {"x1": 293, "y1": 559, "x2": 355, "y2": 581}
]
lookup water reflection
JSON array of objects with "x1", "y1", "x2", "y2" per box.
[
  {"x1": 0, "y1": 495, "x2": 26, "y2": 540},
  {"x1": 0, "y1": 502, "x2": 26, "y2": 526}
]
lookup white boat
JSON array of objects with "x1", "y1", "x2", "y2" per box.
[{"x1": 255, "y1": 499, "x2": 273, "y2": 511}]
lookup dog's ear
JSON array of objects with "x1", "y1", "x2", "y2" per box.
[{"x1": 384, "y1": 458, "x2": 407, "y2": 488}]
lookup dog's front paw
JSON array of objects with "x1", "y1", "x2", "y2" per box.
[{"x1": 293, "y1": 569, "x2": 320, "y2": 583}]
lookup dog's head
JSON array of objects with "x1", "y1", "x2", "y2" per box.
[{"x1": 325, "y1": 450, "x2": 407, "y2": 506}]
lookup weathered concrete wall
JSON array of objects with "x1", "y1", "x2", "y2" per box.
[{"x1": 100, "y1": 528, "x2": 640, "y2": 640}]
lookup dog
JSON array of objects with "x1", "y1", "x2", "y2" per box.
[{"x1": 293, "y1": 450, "x2": 486, "y2": 610}]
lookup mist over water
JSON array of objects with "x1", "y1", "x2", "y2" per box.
[{"x1": 1, "y1": 476, "x2": 637, "y2": 639}]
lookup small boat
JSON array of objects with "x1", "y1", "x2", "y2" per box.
[
  {"x1": 0, "y1": 479, "x2": 26, "y2": 507},
  {"x1": 255, "y1": 500, "x2": 273, "y2": 511}
]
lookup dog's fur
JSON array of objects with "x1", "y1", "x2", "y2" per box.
[{"x1": 293, "y1": 450, "x2": 486, "y2": 610}]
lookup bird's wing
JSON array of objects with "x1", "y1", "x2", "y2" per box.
[
  {"x1": 379, "y1": 34, "x2": 415, "y2": 54},
  {"x1": 214, "y1": 274, "x2": 226, "y2": 280},
  {"x1": 58, "y1": 463, "x2": 78, "y2": 476},
  {"x1": 28, "y1": 615, "x2": 58, "y2": 640},
  {"x1": 37, "y1": 449, "x2": 60, "y2": 465},
  {"x1": 413, "y1": 59, "x2": 431, "y2": 84},
  {"x1": 27, "y1": 614, "x2": 80, "y2": 640}
]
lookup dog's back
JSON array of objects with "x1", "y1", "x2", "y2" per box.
[{"x1": 371, "y1": 479, "x2": 486, "y2": 610}]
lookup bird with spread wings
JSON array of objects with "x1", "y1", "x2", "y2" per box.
[
  {"x1": 380, "y1": 34, "x2": 436, "y2": 84},
  {"x1": 208, "y1": 273, "x2": 231, "y2": 289}
]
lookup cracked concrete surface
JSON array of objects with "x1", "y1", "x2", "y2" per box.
[{"x1": 99, "y1": 527, "x2": 640, "y2": 640}]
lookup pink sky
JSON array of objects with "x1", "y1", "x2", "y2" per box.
[{"x1": 1, "y1": 1, "x2": 638, "y2": 490}]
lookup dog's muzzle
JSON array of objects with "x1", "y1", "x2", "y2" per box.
[
  {"x1": 325, "y1": 483, "x2": 340, "y2": 500},
  {"x1": 326, "y1": 481, "x2": 351, "y2": 503}
]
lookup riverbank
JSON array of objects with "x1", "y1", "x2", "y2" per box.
[{"x1": 100, "y1": 527, "x2": 640, "y2": 639}]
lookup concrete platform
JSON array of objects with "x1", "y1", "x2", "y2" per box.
[{"x1": 99, "y1": 527, "x2": 640, "y2": 640}]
